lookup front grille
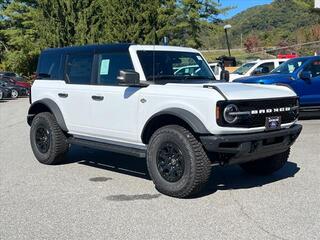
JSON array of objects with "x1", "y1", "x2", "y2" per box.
[{"x1": 217, "y1": 97, "x2": 299, "y2": 128}]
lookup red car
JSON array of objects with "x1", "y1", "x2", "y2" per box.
[{"x1": 0, "y1": 72, "x2": 31, "y2": 89}]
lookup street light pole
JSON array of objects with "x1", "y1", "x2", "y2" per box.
[{"x1": 224, "y1": 24, "x2": 232, "y2": 57}]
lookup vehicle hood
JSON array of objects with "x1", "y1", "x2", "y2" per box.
[
  {"x1": 165, "y1": 82, "x2": 296, "y2": 100},
  {"x1": 229, "y1": 73, "x2": 243, "y2": 81},
  {"x1": 233, "y1": 74, "x2": 293, "y2": 83}
]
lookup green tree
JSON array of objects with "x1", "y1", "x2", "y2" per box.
[
  {"x1": 100, "y1": 0, "x2": 161, "y2": 44},
  {"x1": 177, "y1": 0, "x2": 225, "y2": 48},
  {"x1": 0, "y1": 0, "x2": 39, "y2": 74}
]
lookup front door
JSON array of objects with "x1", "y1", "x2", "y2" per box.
[
  {"x1": 90, "y1": 52, "x2": 141, "y2": 143},
  {"x1": 292, "y1": 60, "x2": 320, "y2": 107}
]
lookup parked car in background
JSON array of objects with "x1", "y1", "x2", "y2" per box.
[
  {"x1": 230, "y1": 59, "x2": 289, "y2": 81},
  {"x1": 0, "y1": 72, "x2": 31, "y2": 89},
  {"x1": 4, "y1": 77, "x2": 31, "y2": 89},
  {"x1": 173, "y1": 63, "x2": 225, "y2": 81},
  {"x1": 0, "y1": 85, "x2": 13, "y2": 99},
  {"x1": 0, "y1": 80, "x2": 29, "y2": 98},
  {"x1": 0, "y1": 71, "x2": 24, "y2": 81},
  {"x1": 234, "y1": 56, "x2": 320, "y2": 112}
]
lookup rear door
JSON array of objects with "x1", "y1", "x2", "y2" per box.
[{"x1": 62, "y1": 52, "x2": 96, "y2": 135}]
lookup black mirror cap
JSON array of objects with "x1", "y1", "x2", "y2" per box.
[
  {"x1": 300, "y1": 71, "x2": 312, "y2": 80},
  {"x1": 220, "y1": 70, "x2": 230, "y2": 82},
  {"x1": 117, "y1": 70, "x2": 140, "y2": 85}
]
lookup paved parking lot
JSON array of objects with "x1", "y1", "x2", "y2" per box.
[{"x1": 1, "y1": 98, "x2": 320, "y2": 240}]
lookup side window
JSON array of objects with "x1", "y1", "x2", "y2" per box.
[
  {"x1": 305, "y1": 60, "x2": 320, "y2": 78},
  {"x1": 37, "y1": 53, "x2": 62, "y2": 80},
  {"x1": 97, "y1": 52, "x2": 133, "y2": 85},
  {"x1": 258, "y1": 62, "x2": 275, "y2": 72},
  {"x1": 65, "y1": 54, "x2": 93, "y2": 84}
]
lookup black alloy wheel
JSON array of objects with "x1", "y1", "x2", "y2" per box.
[
  {"x1": 156, "y1": 142, "x2": 185, "y2": 182},
  {"x1": 35, "y1": 124, "x2": 51, "y2": 153}
]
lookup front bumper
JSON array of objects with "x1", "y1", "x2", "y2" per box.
[{"x1": 200, "y1": 124, "x2": 302, "y2": 165}]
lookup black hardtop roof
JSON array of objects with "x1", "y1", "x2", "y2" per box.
[{"x1": 41, "y1": 43, "x2": 133, "y2": 54}]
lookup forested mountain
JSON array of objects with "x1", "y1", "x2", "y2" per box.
[{"x1": 204, "y1": 0, "x2": 320, "y2": 50}]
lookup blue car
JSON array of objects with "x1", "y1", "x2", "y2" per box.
[{"x1": 234, "y1": 56, "x2": 320, "y2": 112}]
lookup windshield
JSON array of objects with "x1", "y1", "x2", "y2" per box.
[
  {"x1": 271, "y1": 58, "x2": 307, "y2": 74},
  {"x1": 233, "y1": 62, "x2": 256, "y2": 75},
  {"x1": 137, "y1": 51, "x2": 215, "y2": 82}
]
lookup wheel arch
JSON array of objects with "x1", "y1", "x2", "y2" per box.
[
  {"x1": 141, "y1": 108, "x2": 209, "y2": 144},
  {"x1": 27, "y1": 98, "x2": 68, "y2": 132}
]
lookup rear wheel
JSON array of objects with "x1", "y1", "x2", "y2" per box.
[
  {"x1": 240, "y1": 149, "x2": 290, "y2": 175},
  {"x1": 147, "y1": 125, "x2": 211, "y2": 198},
  {"x1": 30, "y1": 112, "x2": 69, "y2": 165}
]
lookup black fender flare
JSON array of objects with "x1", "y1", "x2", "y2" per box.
[
  {"x1": 27, "y1": 98, "x2": 68, "y2": 132},
  {"x1": 141, "y1": 108, "x2": 210, "y2": 142}
]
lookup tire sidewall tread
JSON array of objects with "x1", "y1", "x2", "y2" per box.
[
  {"x1": 147, "y1": 125, "x2": 211, "y2": 198},
  {"x1": 30, "y1": 112, "x2": 68, "y2": 165}
]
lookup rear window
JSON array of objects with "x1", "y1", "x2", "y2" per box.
[{"x1": 37, "y1": 53, "x2": 62, "y2": 80}]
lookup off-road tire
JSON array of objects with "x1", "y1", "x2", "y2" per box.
[
  {"x1": 147, "y1": 125, "x2": 211, "y2": 198},
  {"x1": 240, "y1": 149, "x2": 290, "y2": 175},
  {"x1": 30, "y1": 112, "x2": 69, "y2": 165}
]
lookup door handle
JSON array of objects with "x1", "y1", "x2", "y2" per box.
[
  {"x1": 58, "y1": 93, "x2": 68, "y2": 98},
  {"x1": 92, "y1": 95, "x2": 104, "y2": 101}
]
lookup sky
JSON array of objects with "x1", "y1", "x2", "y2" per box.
[{"x1": 218, "y1": 0, "x2": 273, "y2": 19}]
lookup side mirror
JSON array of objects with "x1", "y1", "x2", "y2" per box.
[
  {"x1": 300, "y1": 71, "x2": 312, "y2": 80},
  {"x1": 220, "y1": 70, "x2": 230, "y2": 82},
  {"x1": 117, "y1": 70, "x2": 140, "y2": 86}
]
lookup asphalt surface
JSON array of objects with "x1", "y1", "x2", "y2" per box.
[{"x1": 0, "y1": 98, "x2": 319, "y2": 240}]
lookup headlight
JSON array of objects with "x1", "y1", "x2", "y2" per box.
[{"x1": 223, "y1": 104, "x2": 239, "y2": 124}]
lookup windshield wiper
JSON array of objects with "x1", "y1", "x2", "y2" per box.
[
  {"x1": 147, "y1": 75, "x2": 215, "y2": 82},
  {"x1": 146, "y1": 75, "x2": 176, "y2": 81},
  {"x1": 182, "y1": 75, "x2": 215, "y2": 80}
]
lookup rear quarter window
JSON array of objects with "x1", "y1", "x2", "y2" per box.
[{"x1": 37, "y1": 53, "x2": 62, "y2": 80}]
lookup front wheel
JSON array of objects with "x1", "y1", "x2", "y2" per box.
[
  {"x1": 30, "y1": 112, "x2": 69, "y2": 165},
  {"x1": 147, "y1": 125, "x2": 211, "y2": 198},
  {"x1": 11, "y1": 89, "x2": 18, "y2": 99},
  {"x1": 240, "y1": 149, "x2": 290, "y2": 175}
]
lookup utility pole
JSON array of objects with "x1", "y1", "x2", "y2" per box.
[{"x1": 224, "y1": 25, "x2": 232, "y2": 57}]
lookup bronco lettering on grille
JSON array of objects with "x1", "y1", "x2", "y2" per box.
[{"x1": 251, "y1": 107, "x2": 292, "y2": 115}]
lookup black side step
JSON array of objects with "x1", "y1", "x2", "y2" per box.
[{"x1": 68, "y1": 137, "x2": 147, "y2": 158}]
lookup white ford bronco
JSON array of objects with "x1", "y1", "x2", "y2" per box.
[{"x1": 28, "y1": 44, "x2": 302, "y2": 198}]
